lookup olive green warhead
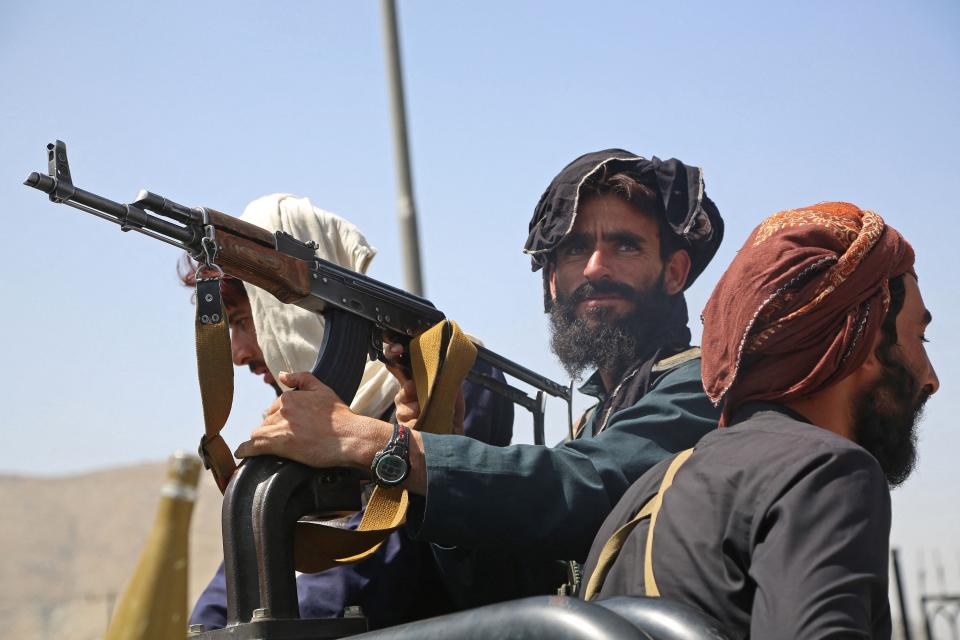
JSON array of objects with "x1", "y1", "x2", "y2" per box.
[{"x1": 105, "y1": 451, "x2": 201, "y2": 640}]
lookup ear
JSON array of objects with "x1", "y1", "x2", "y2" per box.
[
  {"x1": 663, "y1": 249, "x2": 692, "y2": 296},
  {"x1": 845, "y1": 328, "x2": 884, "y2": 388},
  {"x1": 548, "y1": 264, "x2": 558, "y2": 302}
]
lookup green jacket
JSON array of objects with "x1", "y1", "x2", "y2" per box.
[{"x1": 408, "y1": 357, "x2": 718, "y2": 561}]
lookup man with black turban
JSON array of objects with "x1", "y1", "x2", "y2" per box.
[
  {"x1": 234, "y1": 150, "x2": 726, "y2": 600},
  {"x1": 581, "y1": 202, "x2": 939, "y2": 638}
]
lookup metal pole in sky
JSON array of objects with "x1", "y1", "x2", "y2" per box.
[
  {"x1": 381, "y1": 0, "x2": 425, "y2": 296},
  {"x1": 891, "y1": 548, "x2": 914, "y2": 640}
]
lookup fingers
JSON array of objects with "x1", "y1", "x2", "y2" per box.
[
  {"x1": 235, "y1": 422, "x2": 314, "y2": 465},
  {"x1": 266, "y1": 394, "x2": 284, "y2": 417},
  {"x1": 264, "y1": 372, "x2": 341, "y2": 419},
  {"x1": 395, "y1": 378, "x2": 418, "y2": 404},
  {"x1": 234, "y1": 436, "x2": 296, "y2": 462},
  {"x1": 279, "y1": 370, "x2": 324, "y2": 391},
  {"x1": 395, "y1": 402, "x2": 420, "y2": 429},
  {"x1": 236, "y1": 378, "x2": 370, "y2": 469},
  {"x1": 383, "y1": 361, "x2": 412, "y2": 385},
  {"x1": 385, "y1": 342, "x2": 404, "y2": 359},
  {"x1": 234, "y1": 428, "x2": 286, "y2": 459},
  {"x1": 394, "y1": 378, "x2": 420, "y2": 429},
  {"x1": 234, "y1": 439, "x2": 257, "y2": 459},
  {"x1": 382, "y1": 342, "x2": 413, "y2": 384}
]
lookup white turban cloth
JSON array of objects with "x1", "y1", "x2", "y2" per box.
[{"x1": 240, "y1": 194, "x2": 399, "y2": 420}]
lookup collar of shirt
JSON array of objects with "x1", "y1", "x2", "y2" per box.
[
  {"x1": 577, "y1": 370, "x2": 606, "y2": 401},
  {"x1": 729, "y1": 401, "x2": 814, "y2": 427}
]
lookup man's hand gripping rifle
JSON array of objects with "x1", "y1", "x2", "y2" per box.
[{"x1": 25, "y1": 141, "x2": 571, "y2": 452}]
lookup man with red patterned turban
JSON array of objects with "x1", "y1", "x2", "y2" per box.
[{"x1": 581, "y1": 202, "x2": 939, "y2": 639}]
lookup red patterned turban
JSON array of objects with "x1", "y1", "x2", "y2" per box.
[{"x1": 701, "y1": 202, "x2": 915, "y2": 424}]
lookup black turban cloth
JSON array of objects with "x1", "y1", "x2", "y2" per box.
[{"x1": 523, "y1": 149, "x2": 724, "y2": 290}]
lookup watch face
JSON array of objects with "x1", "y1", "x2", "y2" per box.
[{"x1": 374, "y1": 454, "x2": 408, "y2": 485}]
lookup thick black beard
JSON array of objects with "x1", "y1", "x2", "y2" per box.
[
  {"x1": 851, "y1": 352, "x2": 929, "y2": 487},
  {"x1": 549, "y1": 277, "x2": 672, "y2": 381}
]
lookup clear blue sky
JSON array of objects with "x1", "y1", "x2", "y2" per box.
[{"x1": 2, "y1": 0, "x2": 957, "y2": 616}]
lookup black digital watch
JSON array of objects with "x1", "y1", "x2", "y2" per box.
[{"x1": 371, "y1": 422, "x2": 410, "y2": 487}]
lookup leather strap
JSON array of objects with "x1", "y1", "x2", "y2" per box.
[
  {"x1": 290, "y1": 319, "x2": 477, "y2": 572},
  {"x1": 194, "y1": 275, "x2": 236, "y2": 492},
  {"x1": 582, "y1": 448, "x2": 694, "y2": 600}
]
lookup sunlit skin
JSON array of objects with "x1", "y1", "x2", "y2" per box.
[
  {"x1": 226, "y1": 296, "x2": 277, "y2": 388},
  {"x1": 885, "y1": 276, "x2": 939, "y2": 398},
  {"x1": 549, "y1": 194, "x2": 690, "y2": 320},
  {"x1": 549, "y1": 194, "x2": 691, "y2": 389},
  {"x1": 235, "y1": 370, "x2": 415, "y2": 488},
  {"x1": 784, "y1": 274, "x2": 939, "y2": 440}
]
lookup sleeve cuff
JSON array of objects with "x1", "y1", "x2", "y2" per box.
[{"x1": 405, "y1": 432, "x2": 462, "y2": 542}]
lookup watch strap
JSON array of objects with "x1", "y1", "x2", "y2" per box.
[{"x1": 372, "y1": 422, "x2": 410, "y2": 486}]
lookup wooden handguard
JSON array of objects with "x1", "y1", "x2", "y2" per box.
[
  {"x1": 216, "y1": 232, "x2": 312, "y2": 303},
  {"x1": 205, "y1": 208, "x2": 276, "y2": 248}
]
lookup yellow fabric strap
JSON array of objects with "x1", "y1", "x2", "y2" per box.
[
  {"x1": 643, "y1": 447, "x2": 693, "y2": 596},
  {"x1": 410, "y1": 319, "x2": 478, "y2": 435},
  {"x1": 582, "y1": 448, "x2": 694, "y2": 601},
  {"x1": 292, "y1": 319, "x2": 477, "y2": 573},
  {"x1": 194, "y1": 282, "x2": 236, "y2": 493},
  {"x1": 292, "y1": 485, "x2": 410, "y2": 573}
]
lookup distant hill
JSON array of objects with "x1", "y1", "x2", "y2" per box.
[{"x1": 0, "y1": 461, "x2": 223, "y2": 639}]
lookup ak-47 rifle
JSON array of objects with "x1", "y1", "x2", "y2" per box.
[
  {"x1": 24, "y1": 140, "x2": 571, "y2": 443},
  {"x1": 26, "y1": 141, "x2": 574, "y2": 628}
]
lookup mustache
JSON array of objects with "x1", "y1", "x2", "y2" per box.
[
  {"x1": 565, "y1": 280, "x2": 638, "y2": 305},
  {"x1": 248, "y1": 360, "x2": 282, "y2": 396}
]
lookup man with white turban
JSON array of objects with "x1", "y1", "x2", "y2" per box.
[{"x1": 187, "y1": 194, "x2": 513, "y2": 630}]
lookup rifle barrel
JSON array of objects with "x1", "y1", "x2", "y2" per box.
[
  {"x1": 25, "y1": 172, "x2": 197, "y2": 246},
  {"x1": 475, "y1": 345, "x2": 569, "y2": 401}
]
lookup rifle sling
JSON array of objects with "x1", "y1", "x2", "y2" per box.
[
  {"x1": 193, "y1": 283, "x2": 476, "y2": 572},
  {"x1": 195, "y1": 275, "x2": 236, "y2": 493},
  {"x1": 581, "y1": 447, "x2": 694, "y2": 601}
]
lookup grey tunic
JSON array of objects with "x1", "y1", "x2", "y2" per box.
[{"x1": 581, "y1": 403, "x2": 892, "y2": 640}]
